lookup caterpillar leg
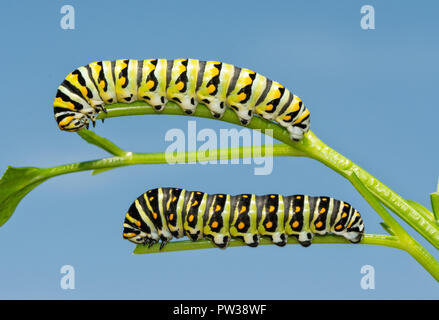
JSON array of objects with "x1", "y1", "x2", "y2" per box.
[
  {"x1": 296, "y1": 232, "x2": 313, "y2": 247},
  {"x1": 205, "y1": 234, "x2": 230, "y2": 249},
  {"x1": 241, "y1": 234, "x2": 259, "y2": 247},
  {"x1": 270, "y1": 233, "x2": 288, "y2": 247},
  {"x1": 201, "y1": 99, "x2": 226, "y2": 119},
  {"x1": 288, "y1": 126, "x2": 306, "y2": 142},
  {"x1": 173, "y1": 96, "x2": 198, "y2": 115},
  {"x1": 227, "y1": 105, "x2": 253, "y2": 125}
]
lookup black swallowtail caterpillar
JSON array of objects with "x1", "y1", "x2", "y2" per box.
[
  {"x1": 122, "y1": 187, "x2": 364, "y2": 249},
  {"x1": 54, "y1": 59, "x2": 310, "y2": 141}
]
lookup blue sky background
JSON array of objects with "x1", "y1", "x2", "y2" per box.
[{"x1": 0, "y1": 0, "x2": 438, "y2": 299}]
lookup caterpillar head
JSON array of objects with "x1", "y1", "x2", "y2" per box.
[
  {"x1": 122, "y1": 219, "x2": 151, "y2": 245},
  {"x1": 122, "y1": 209, "x2": 159, "y2": 246},
  {"x1": 56, "y1": 112, "x2": 90, "y2": 132},
  {"x1": 122, "y1": 227, "x2": 149, "y2": 244}
]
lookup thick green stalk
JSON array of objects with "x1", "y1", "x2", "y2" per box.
[
  {"x1": 295, "y1": 132, "x2": 439, "y2": 250},
  {"x1": 349, "y1": 172, "x2": 439, "y2": 282}
]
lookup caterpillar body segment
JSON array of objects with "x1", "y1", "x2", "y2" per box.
[
  {"x1": 54, "y1": 59, "x2": 310, "y2": 140},
  {"x1": 122, "y1": 188, "x2": 365, "y2": 249}
]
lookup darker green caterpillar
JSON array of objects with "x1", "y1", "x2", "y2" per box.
[{"x1": 122, "y1": 187, "x2": 364, "y2": 249}]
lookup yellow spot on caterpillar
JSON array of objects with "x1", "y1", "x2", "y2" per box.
[
  {"x1": 196, "y1": 192, "x2": 202, "y2": 195},
  {"x1": 177, "y1": 64, "x2": 187, "y2": 72},
  {"x1": 356, "y1": 212, "x2": 361, "y2": 216},
  {"x1": 123, "y1": 233, "x2": 136, "y2": 238},
  {"x1": 119, "y1": 77, "x2": 126, "y2": 86},
  {"x1": 54, "y1": 97, "x2": 75, "y2": 111},
  {"x1": 149, "y1": 196, "x2": 154, "y2": 201},
  {"x1": 237, "y1": 92, "x2": 247, "y2": 101},
  {"x1": 207, "y1": 84, "x2": 216, "y2": 94},
  {"x1": 211, "y1": 221, "x2": 218, "y2": 228},
  {"x1": 218, "y1": 195, "x2": 224, "y2": 198},
  {"x1": 240, "y1": 206, "x2": 247, "y2": 213},
  {"x1": 242, "y1": 195, "x2": 248, "y2": 198},
  {"x1": 296, "y1": 196, "x2": 301, "y2": 199},
  {"x1": 176, "y1": 81, "x2": 185, "y2": 91},
  {"x1": 292, "y1": 221, "x2": 299, "y2": 229},
  {"x1": 238, "y1": 222, "x2": 245, "y2": 229},
  {"x1": 188, "y1": 214, "x2": 194, "y2": 222},
  {"x1": 295, "y1": 206, "x2": 301, "y2": 213},
  {"x1": 265, "y1": 221, "x2": 273, "y2": 229},
  {"x1": 215, "y1": 205, "x2": 222, "y2": 212},
  {"x1": 192, "y1": 201, "x2": 199, "y2": 207},
  {"x1": 146, "y1": 80, "x2": 155, "y2": 90},
  {"x1": 283, "y1": 115, "x2": 292, "y2": 121},
  {"x1": 210, "y1": 66, "x2": 220, "y2": 77},
  {"x1": 344, "y1": 203, "x2": 349, "y2": 207},
  {"x1": 93, "y1": 64, "x2": 102, "y2": 72},
  {"x1": 273, "y1": 89, "x2": 282, "y2": 99},
  {"x1": 125, "y1": 213, "x2": 135, "y2": 223},
  {"x1": 320, "y1": 208, "x2": 326, "y2": 214},
  {"x1": 135, "y1": 220, "x2": 141, "y2": 227},
  {"x1": 347, "y1": 220, "x2": 355, "y2": 228},
  {"x1": 99, "y1": 80, "x2": 106, "y2": 89},
  {"x1": 80, "y1": 86, "x2": 88, "y2": 98},
  {"x1": 335, "y1": 224, "x2": 343, "y2": 230},
  {"x1": 268, "y1": 205, "x2": 275, "y2": 213},
  {"x1": 291, "y1": 103, "x2": 300, "y2": 112},
  {"x1": 265, "y1": 104, "x2": 274, "y2": 111},
  {"x1": 316, "y1": 221, "x2": 323, "y2": 228},
  {"x1": 58, "y1": 116, "x2": 74, "y2": 128},
  {"x1": 152, "y1": 212, "x2": 158, "y2": 220},
  {"x1": 342, "y1": 213, "x2": 348, "y2": 218},
  {"x1": 270, "y1": 195, "x2": 276, "y2": 198},
  {"x1": 173, "y1": 196, "x2": 177, "y2": 202},
  {"x1": 243, "y1": 75, "x2": 253, "y2": 86},
  {"x1": 169, "y1": 213, "x2": 174, "y2": 221},
  {"x1": 322, "y1": 198, "x2": 328, "y2": 201}
]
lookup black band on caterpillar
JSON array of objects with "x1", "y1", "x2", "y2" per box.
[
  {"x1": 54, "y1": 59, "x2": 310, "y2": 141},
  {"x1": 122, "y1": 188, "x2": 365, "y2": 249}
]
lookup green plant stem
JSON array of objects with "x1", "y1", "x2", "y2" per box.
[
  {"x1": 1, "y1": 101, "x2": 438, "y2": 281},
  {"x1": 349, "y1": 172, "x2": 439, "y2": 281},
  {"x1": 133, "y1": 234, "x2": 401, "y2": 254},
  {"x1": 0, "y1": 141, "x2": 297, "y2": 226}
]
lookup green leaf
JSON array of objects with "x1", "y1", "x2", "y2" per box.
[{"x1": 0, "y1": 166, "x2": 51, "y2": 226}]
